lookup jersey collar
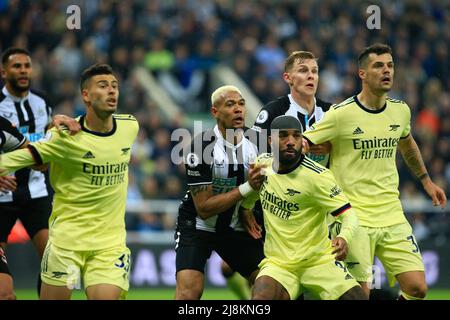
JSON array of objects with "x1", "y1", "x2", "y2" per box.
[
  {"x1": 213, "y1": 124, "x2": 244, "y2": 150},
  {"x1": 80, "y1": 114, "x2": 117, "y2": 136},
  {"x1": 287, "y1": 94, "x2": 316, "y2": 116},
  {"x1": 354, "y1": 95, "x2": 387, "y2": 114},
  {"x1": 2, "y1": 86, "x2": 30, "y2": 102}
]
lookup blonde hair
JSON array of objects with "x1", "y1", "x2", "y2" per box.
[{"x1": 211, "y1": 85, "x2": 242, "y2": 106}]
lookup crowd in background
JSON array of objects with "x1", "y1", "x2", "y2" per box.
[{"x1": 0, "y1": 0, "x2": 448, "y2": 242}]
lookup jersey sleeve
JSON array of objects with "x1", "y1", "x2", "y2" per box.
[
  {"x1": 0, "y1": 148, "x2": 35, "y2": 175},
  {"x1": 0, "y1": 116, "x2": 27, "y2": 152},
  {"x1": 311, "y1": 169, "x2": 352, "y2": 217},
  {"x1": 312, "y1": 169, "x2": 358, "y2": 243},
  {"x1": 250, "y1": 106, "x2": 278, "y2": 154},
  {"x1": 28, "y1": 128, "x2": 67, "y2": 164},
  {"x1": 184, "y1": 132, "x2": 213, "y2": 186},
  {"x1": 302, "y1": 107, "x2": 337, "y2": 145},
  {"x1": 400, "y1": 103, "x2": 411, "y2": 139}
]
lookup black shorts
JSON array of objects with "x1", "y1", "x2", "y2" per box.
[
  {"x1": 0, "y1": 246, "x2": 10, "y2": 275},
  {"x1": 175, "y1": 226, "x2": 264, "y2": 278},
  {"x1": 0, "y1": 196, "x2": 52, "y2": 243}
]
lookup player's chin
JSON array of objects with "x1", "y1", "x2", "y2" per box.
[{"x1": 280, "y1": 151, "x2": 299, "y2": 162}]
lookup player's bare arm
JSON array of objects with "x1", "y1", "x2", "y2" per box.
[
  {"x1": 398, "y1": 134, "x2": 447, "y2": 209},
  {"x1": 190, "y1": 165, "x2": 266, "y2": 220},
  {"x1": 301, "y1": 138, "x2": 331, "y2": 155}
]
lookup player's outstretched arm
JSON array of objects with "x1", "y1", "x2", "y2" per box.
[
  {"x1": 0, "y1": 147, "x2": 37, "y2": 176},
  {"x1": 398, "y1": 134, "x2": 447, "y2": 209}
]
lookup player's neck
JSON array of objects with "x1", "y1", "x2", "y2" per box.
[
  {"x1": 85, "y1": 112, "x2": 114, "y2": 133},
  {"x1": 291, "y1": 91, "x2": 315, "y2": 115},
  {"x1": 5, "y1": 83, "x2": 28, "y2": 98},
  {"x1": 357, "y1": 88, "x2": 387, "y2": 110},
  {"x1": 218, "y1": 126, "x2": 243, "y2": 145}
]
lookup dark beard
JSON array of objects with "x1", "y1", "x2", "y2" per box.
[
  {"x1": 10, "y1": 78, "x2": 30, "y2": 93},
  {"x1": 279, "y1": 148, "x2": 301, "y2": 166}
]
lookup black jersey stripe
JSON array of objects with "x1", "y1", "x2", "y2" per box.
[
  {"x1": 27, "y1": 145, "x2": 43, "y2": 165},
  {"x1": 23, "y1": 99, "x2": 36, "y2": 133},
  {"x1": 330, "y1": 203, "x2": 352, "y2": 217},
  {"x1": 14, "y1": 101, "x2": 25, "y2": 125},
  {"x1": 303, "y1": 158, "x2": 325, "y2": 172},
  {"x1": 300, "y1": 162, "x2": 323, "y2": 174},
  {"x1": 333, "y1": 97, "x2": 355, "y2": 110}
]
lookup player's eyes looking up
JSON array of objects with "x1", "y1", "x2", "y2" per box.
[
  {"x1": 224, "y1": 99, "x2": 245, "y2": 108},
  {"x1": 97, "y1": 81, "x2": 119, "y2": 90}
]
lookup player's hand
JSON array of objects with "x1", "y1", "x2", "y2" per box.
[
  {"x1": 52, "y1": 114, "x2": 81, "y2": 135},
  {"x1": 301, "y1": 139, "x2": 310, "y2": 153},
  {"x1": 422, "y1": 178, "x2": 447, "y2": 209},
  {"x1": 239, "y1": 207, "x2": 262, "y2": 240},
  {"x1": 0, "y1": 175, "x2": 17, "y2": 192},
  {"x1": 332, "y1": 237, "x2": 348, "y2": 261},
  {"x1": 248, "y1": 163, "x2": 267, "y2": 190},
  {"x1": 308, "y1": 141, "x2": 331, "y2": 155}
]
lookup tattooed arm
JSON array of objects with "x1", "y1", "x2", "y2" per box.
[
  {"x1": 189, "y1": 184, "x2": 243, "y2": 220},
  {"x1": 398, "y1": 134, "x2": 447, "y2": 209},
  {"x1": 189, "y1": 164, "x2": 265, "y2": 220}
]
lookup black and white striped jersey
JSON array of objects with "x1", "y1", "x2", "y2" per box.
[
  {"x1": 251, "y1": 94, "x2": 332, "y2": 166},
  {"x1": 178, "y1": 125, "x2": 258, "y2": 233},
  {"x1": 0, "y1": 115, "x2": 26, "y2": 152},
  {"x1": 0, "y1": 86, "x2": 52, "y2": 202}
]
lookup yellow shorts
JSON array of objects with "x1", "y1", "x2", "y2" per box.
[
  {"x1": 256, "y1": 255, "x2": 360, "y2": 300},
  {"x1": 329, "y1": 222, "x2": 372, "y2": 283},
  {"x1": 364, "y1": 222, "x2": 425, "y2": 287},
  {"x1": 41, "y1": 241, "x2": 131, "y2": 297}
]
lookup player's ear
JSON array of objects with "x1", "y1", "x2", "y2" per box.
[
  {"x1": 282, "y1": 72, "x2": 291, "y2": 85},
  {"x1": 358, "y1": 68, "x2": 366, "y2": 80},
  {"x1": 211, "y1": 105, "x2": 218, "y2": 119},
  {"x1": 81, "y1": 89, "x2": 89, "y2": 104}
]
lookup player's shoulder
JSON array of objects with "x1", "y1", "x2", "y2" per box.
[
  {"x1": 29, "y1": 89, "x2": 53, "y2": 106},
  {"x1": 316, "y1": 98, "x2": 333, "y2": 112},
  {"x1": 331, "y1": 96, "x2": 357, "y2": 111},
  {"x1": 254, "y1": 96, "x2": 290, "y2": 128},
  {"x1": 386, "y1": 96, "x2": 410, "y2": 112},
  {"x1": 190, "y1": 128, "x2": 217, "y2": 150},
  {"x1": 386, "y1": 96, "x2": 408, "y2": 105},
  {"x1": 300, "y1": 156, "x2": 328, "y2": 175},
  {"x1": 114, "y1": 114, "x2": 138, "y2": 121},
  {"x1": 114, "y1": 114, "x2": 139, "y2": 131},
  {"x1": 263, "y1": 95, "x2": 290, "y2": 109}
]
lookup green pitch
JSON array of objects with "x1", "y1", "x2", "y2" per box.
[{"x1": 14, "y1": 288, "x2": 450, "y2": 300}]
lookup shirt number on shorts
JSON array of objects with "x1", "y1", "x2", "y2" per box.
[
  {"x1": 115, "y1": 253, "x2": 131, "y2": 272},
  {"x1": 406, "y1": 235, "x2": 419, "y2": 253}
]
